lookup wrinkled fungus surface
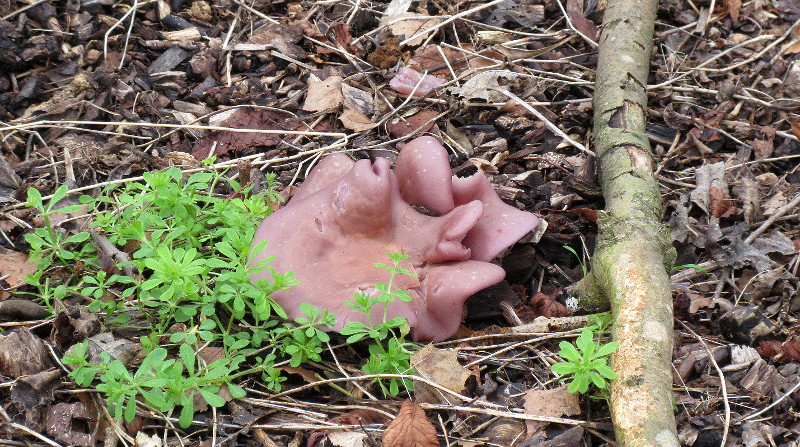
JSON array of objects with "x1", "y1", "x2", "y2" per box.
[{"x1": 251, "y1": 136, "x2": 539, "y2": 341}]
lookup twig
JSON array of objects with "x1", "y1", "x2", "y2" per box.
[
  {"x1": 738, "y1": 377, "x2": 800, "y2": 422},
  {"x1": 676, "y1": 320, "x2": 730, "y2": 447},
  {"x1": 649, "y1": 35, "x2": 774, "y2": 89},
  {"x1": 3, "y1": 119, "x2": 347, "y2": 138},
  {"x1": 90, "y1": 228, "x2": 136, "y2": 276},
  {"x1": 103, "y1": 1, "x2": 138, "y2": 68},
  {"x1": 553, "y1": 0, "x2": 598, "y2": 48},
  {"x1": 495, "y1": 89, "x2": 595, "y2": 156},
  {"x1": 743, "y1": 194, "x2": 800, "y2": 245},
  {"x1": 399, "y1": 0, "x2": 508, "y2": 46}
]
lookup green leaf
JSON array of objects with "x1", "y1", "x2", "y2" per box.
[
  {"x1": 199, "y1": 387, "x2": 225, "y2": 407},
  {"x1": 594, "y1": 342, "x2": 619, "y2": 358},
  {"x1": 49, "y1": 185, "x2": 70, "y2": 209},
  {"x1": 64, "y1": 232, "x2": 91, "y2": 244},
  {"x1": 551, "y1": 362, "x2": 579, "y2": 375},
  {"x1": 227, "y1": 384, "x2": 246, "y2": 399},
  {"x1": 124, "y1": 396, "x2": 138, "y2": 422},
  {"x1": 558, "y1": 342, "x2": 581, "y2": 363},
  {"x1": 595, "y1": 364, "x2": 617, "y2": 380},
  {"x1": 180, "y1": 344, "x2": 196, "y2": 376},
  {"x1": 52, "y1": 204, "x2": 84, "y2": 214},
  {"x1": 26, "y1": 187, "x2": 43, "y2": 209},
  {"x1": 179, "y1": 398, "x2": 195, "y2": 428}
]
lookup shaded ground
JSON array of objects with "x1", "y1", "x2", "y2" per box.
[{"x1": 0, "y1": 0, "x2": 799, "y2": 446}]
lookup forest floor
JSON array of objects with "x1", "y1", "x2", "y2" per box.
[{"x1": 0, "y1": 0, "x2": 799, "y2": 446}]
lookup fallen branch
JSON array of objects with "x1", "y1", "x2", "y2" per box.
[{"x1": 573, "y1": 0, "x2": 680, "y2": 444}]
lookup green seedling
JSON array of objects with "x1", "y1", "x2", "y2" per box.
[
  {"x1": 551, "y1": 323, "x2": 618, "y2": 394},
  {"x1": 563, "y1": 245, "x2": 588, "y2": 277},
  {"x1": 64, "y1": 341, "x2": 247, "y2": 428},
  {"x1": 340, "y1": 252, "x2": 418, "y2": 396},
  {"x1": 25, "y1": 185, "x2": 92, "y2": 270},
  {"x1": 673, "y1": 263, "x2": 710, "y2": 276}
]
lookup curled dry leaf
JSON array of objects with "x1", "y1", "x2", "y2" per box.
[
  {"x1": 382, "y1": 400, "x2": 439, "y2": 447},
  {"x1": 530, "y1": 292, "x2": 573, "y2": 317},
  {"x1": 0, "y1": 247, "x2": 37, "y2": 289}
]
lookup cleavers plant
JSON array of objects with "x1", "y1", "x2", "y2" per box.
[
  {"x1": 23, "y1": 163, "x2": 418, "y2": 428},
  {"x1": 551, "y1": 313, "x2": 618, "y2": 395},
  {"x1": 340, "y1": 252, "x2": 419, "y2": 396}
]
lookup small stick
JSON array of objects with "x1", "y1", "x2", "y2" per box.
[{"x1": 496, "y1": 89, "x2": 595, "y2": 157}]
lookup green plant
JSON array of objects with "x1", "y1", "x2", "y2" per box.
[
  {"x1": 25, "y1": 185, "x2": 92, "y2": 270},
  {"x1": 63, "y1": 341, "x2": 247, "y2": 428},
  {"x1": 33, "y1": 167, "x2": 418, "y2": 428},
  {"x1": 551, "y1": 321, "x2": 618, "y2": 394},
  {"x1": 44, "y1": 166, "x2": 308, "y2": 426},
  {"x1": 340, "y1": 252, "x2": 418, "y2": 396},
  {"x1": 673, "y1": 263, "x2": 710, "y2": 275},
  {"x1": 563, "y1": 245, "x2": 588, "y2": 277}
]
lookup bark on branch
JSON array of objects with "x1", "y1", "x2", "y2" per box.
[{"x1": 573, "y1": 0, "x2": 679, "y2": 445}]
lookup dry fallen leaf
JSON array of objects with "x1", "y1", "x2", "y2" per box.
[
  {"x1": 325, "y1": 432, "x2": 368, "y2": 447},
  {"x1": 339, "y1": 109, "x2": 376, "y2": 132},
  {"x1": 522, "y1": 384, "x2": 581, "y2": 437},
  {"x1": 385, "y1": 109, "x2": 439, "y2": 138},
  {"x1": 0, "y1": 247, "x2": 37, "y2": 288},
  {"x1": 724, "y1": 0, "x2": 742, "y2": 24},
  {"x1": 382, "y1": 400, "x2": 438, "y2": 447},
  {"x1": 303, "y1": 75, "x2": 344, "y2": 112},
  {"x1": 411, "y1": 344, "x2": 471, "y2": 404},
  {"x1": 451, "y1": 70, "x2": 520, "y2": 102},
  {"x1": 690, "y1": 162, "x2": 727, "y2": 216},
  {"x1": 385, "y1": 13, "x2": 441, "y2": 46}
]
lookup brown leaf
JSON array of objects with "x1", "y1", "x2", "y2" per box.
[
  {"x1": 330, "y1": 408, "x2": 390, "y2": 426},
  {"x1": 790, "y1": 118, "x2": 800, "y2": 140},
  {"x1": 781, "y1": 340, "x2": 800, "y2": 362},
  {"x1": 408, "y1": 45, "x2": 469, "y2": 76},
  {"x1": 411, "y1": 344, "x2": 471, "y2": 404},
  {"x1": 385, "y1": 110, "x2": 439, "y2": 138},
  {"x1": 690, "y1": 162, "x2": 728, "y2": 216},
  {"x1": 339, "y1": 109, "x2": 375, "y2": 132},
  {"x1": 709, "y1": 186, "x2": 737, "y2": 219},
  {"x1": 725, "y1": 0, "x2": 742, "y2": 24},
  {"x1": 567, "y1": 208, "x2": 598, "y2": 223},
  {"x1": 566, "y1": 10, "x2": 598, "y2": 42},
  {"x1": 191, "y1": 108, "x2": 293, "y2": 159},
  {"x1": 329, "y1": 22, "x2": 358, "y2": 56},
  {"x1": 757, "y1": 340, "x2": 782, "y2": 359},
  {"x1": 382, "y1": 400, "x2": 438, "y2": 447},
  {"x1": 303, "y1": 75, "x2": 344, "y2": 112},
  {"x1": 522, "y1": 384, "x2": 581, "y2": 437},
  {"x1": 385, "y1": 13, "x2": 442, "y2": 47},
  {"x1": 0, "y1": 327, "x2": 53, "y2": 378},
  {"x1": 530, "y1": 292, "x2": 573, "y2": 317}
]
